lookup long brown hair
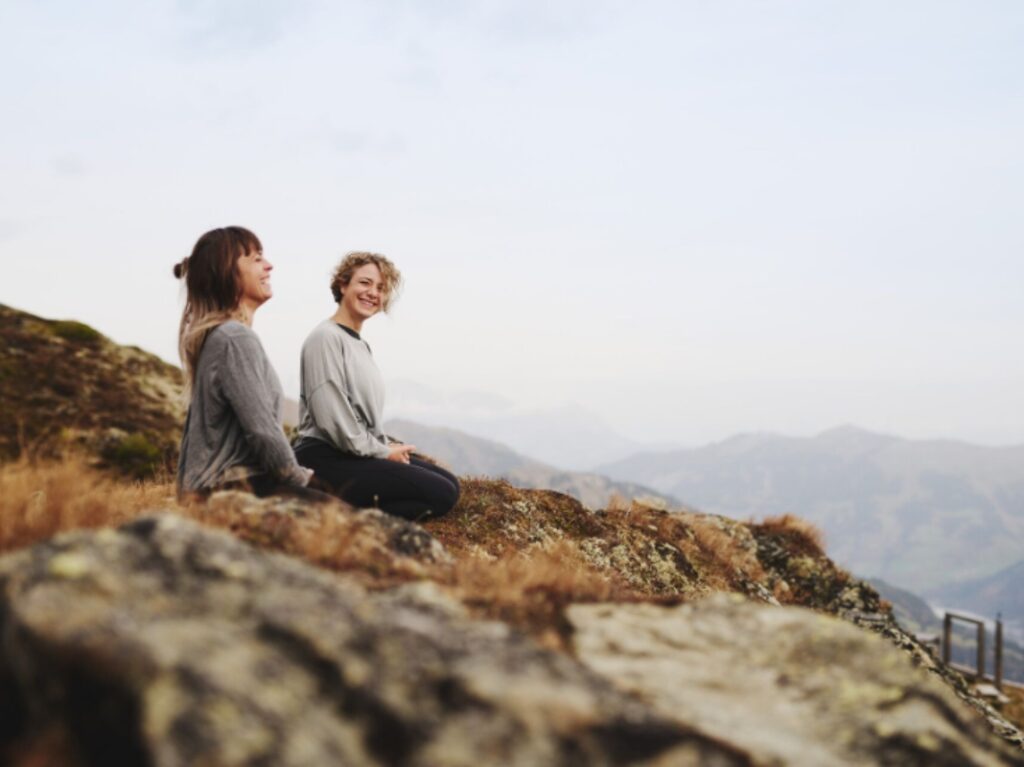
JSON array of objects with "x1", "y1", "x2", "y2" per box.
[{"x1": 173, "y1": 226, "x2": 262, "y2": 395}]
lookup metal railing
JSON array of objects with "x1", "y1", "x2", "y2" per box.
[{"x1": 941, "y1": 611, "x2": 1004, "y2": 689}]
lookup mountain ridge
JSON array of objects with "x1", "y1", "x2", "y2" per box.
[
  {"x1": 384, "y1": 417, "x2": 680, "y2": 510},
  {"x1": 599, "y1": 426, "x2": 1024, "y2": 593}
]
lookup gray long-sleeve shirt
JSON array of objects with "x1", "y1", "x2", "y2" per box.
[
  {"x1": 295, "y1": 320, "x2": 391, "y2": 458},
  {"x1": 176, "y1": 321, "x2": 310, "y2": 493}
]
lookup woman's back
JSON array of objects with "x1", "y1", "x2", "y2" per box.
[{"x1": 177, "y1": 320, "x2": 290, "y2": 492}]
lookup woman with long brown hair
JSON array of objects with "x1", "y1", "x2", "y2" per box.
[{"x1": 174, "y1": 226, "x2": 321, "y2": 500}]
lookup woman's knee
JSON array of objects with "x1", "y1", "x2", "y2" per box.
[
  {"x1": 428, "y1": 475, "x2": 460, "y2": 518},
  {"x1": 445, "y1": 475, "x2": 461, "y2": 508}
]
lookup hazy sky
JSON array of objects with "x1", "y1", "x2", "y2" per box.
[{"x1": 2, "y1": 1, "x2": 1022, "y2": 447}]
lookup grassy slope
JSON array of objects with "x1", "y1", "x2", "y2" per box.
[{"x1": 0, "y1": 304, "x2": 184, "y2": 477}]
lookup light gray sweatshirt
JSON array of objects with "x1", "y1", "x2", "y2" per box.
[
  {"x1": 295, "y1": 320, "x2": 391, "y2": 458},
  {"x1": 176, "y1": 321, "x2": 310, "y2": 493}
]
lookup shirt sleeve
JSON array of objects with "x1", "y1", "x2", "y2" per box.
[
  {"x1": 306, "y1": 378, "x2": 391, "y2": 458},
  {"x1": 219, "y1": 333, "x2": 311, "y2": 486}
]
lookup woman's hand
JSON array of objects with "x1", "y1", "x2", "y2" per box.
[{"x1": 387, "y1": 444, "x2": 416, "y2": 464}]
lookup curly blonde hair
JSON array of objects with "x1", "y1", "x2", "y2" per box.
[{"x1": 330, "y1": 251, "x2": 402, "y2": 312}]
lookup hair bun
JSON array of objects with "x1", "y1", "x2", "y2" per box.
[{"x1": 173, "y1": 257, "x2": 188, "y2": 279}]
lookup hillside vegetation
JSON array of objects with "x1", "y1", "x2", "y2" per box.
[
  {"x1": 0, "y1": 304, "x2": 183, "y2": 477},
  {"x1": 3, "y1": 457, "x2": 1023, "y2": 764},
  {"x1": 2, "y1": 304, "x2": 1023, "y2": 764}
]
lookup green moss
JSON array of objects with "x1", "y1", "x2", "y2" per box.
[
  {"x1": 51, "y1": 320, "x2": 103, "y2": 344},
  {"x1": 102, "y1": 432, "x2": 164, "y2": 479}
]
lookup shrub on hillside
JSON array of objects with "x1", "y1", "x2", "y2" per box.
[
  {"x1": 101, "y1": 432, "x2": 164, "y2": 479},
  {"x1": 49, "y1": 321, "x2": 102, "y2": 344}
]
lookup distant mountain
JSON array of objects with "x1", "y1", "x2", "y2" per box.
[
  {"x1": 0, "y1": 304, "x2": 184, "y2": 477},
  {"x1": 869, "y1": 578, "x2": 941, "y2": 635},
  {"x1": 384, "y1": 418, "x2": 680, "y2": 510},
  {"x1": 384, "y1": 380, "x2": 655, "y2": 470},
  {"x1": 599, "y1": 425, "x2": 1024, "y2": 593}
]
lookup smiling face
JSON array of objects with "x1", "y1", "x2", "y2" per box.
[
  {"x1": 236, "y1": 248, "x2": 273, "y2": 314},
  {"x1": 340, "y1": 263, "x2": 384, "y2": 324}
]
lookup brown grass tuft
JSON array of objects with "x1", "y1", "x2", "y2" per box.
[
  {"x1": 0, "y1": 456, "x2": 174, "y2": 555},
  {"x1": 604, "y1": 492, "x2": 631, "y2": 512},
  {"x1": 686, "y1": 516, "x2": 768, "y2": 591},
  {"x1": 451, "y1": 541, "x2": 631, "y2": 648},
  {"x1": 1001, "y1": 685, "x2": 1024, "y2": 734},
  {"x1": 753, "y1": 513, "x2": 826, "y2": 558}
]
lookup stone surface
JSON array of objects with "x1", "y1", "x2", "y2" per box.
[
  {"x1": 0, "y1": 514, "x2": 751, "y2": 767},
  {"x1": 198, "y1": 489, "x2": 452, "y2": 584},
  {"x1": 568, "y1": 595, "x2": 1024, "y2": 766},
  {"x1": 832, "y1": 580, "x2": 1024, "y2": 749}
]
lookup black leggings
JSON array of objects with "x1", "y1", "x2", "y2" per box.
[
  {"x1": 213, "y1": 474, "x2": 335, "y2": 503},
  {"x1": 294, "y1": 440, "x2": 460, "y2": 521}
]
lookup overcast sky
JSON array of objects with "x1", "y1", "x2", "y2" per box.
[{"x1": 2, "y1": 1, "x2": 1022, "y2": 447}]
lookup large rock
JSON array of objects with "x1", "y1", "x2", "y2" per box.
[
  {"x1": 0, "y1": 514, "x2": 747, "y2": 767},
  {"x1": 568, "y1": 596, "x2": 1024, "y2": 766}
]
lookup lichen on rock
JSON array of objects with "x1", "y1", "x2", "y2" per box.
[{"x1": 0, "y1": 514, "x2": 750, "y2": 767}]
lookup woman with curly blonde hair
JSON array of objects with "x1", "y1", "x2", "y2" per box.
[{"x1": 293, "y1": 251, "x2": 460, "y2": 520}]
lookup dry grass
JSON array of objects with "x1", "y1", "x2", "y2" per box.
[
  {"x1": 0, "y1": 458, "x2": 435, "y2": 588},
  {"x1": 753, "y1": 513, "x2": 827, "y2": 558},
  {"x1": 451, "y1": 541, "x2": 632, "y2": 648},
  {"x1": 0, "y1": 458, "x2": 846, "y2": 645},
  {"x1": 604, "y1": 492, "x2": 631, "y2": 512},
  {"x1": 1001, "y1": 684, "x2": 1024, "y2": 733},
  {"x1": 183, "y1": 491, "x2": 442, "y2": 587},
  {"x1": 688, "y1": 519, "x2": 767, "y2": 591},
  {"x1": 0, "y1": 456, "x2": 176, "y2": 555},
  {"x1": 0, "y1": 460, "x2": 636, "y2": 643}
]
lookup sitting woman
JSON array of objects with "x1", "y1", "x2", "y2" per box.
[
  {"x1": 293, "y1": 252, "x2": 460, "y2": 520},
  {"x1": 174, "y1": 226, "x2": 324, "y2": 501}
]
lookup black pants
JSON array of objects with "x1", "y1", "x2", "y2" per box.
[
  {"x1": 215, "y1": 473, "x2": 335, "y2": 503},
  {"x1": 294, "y1": 440, "x2": 460, "y2": 521}
]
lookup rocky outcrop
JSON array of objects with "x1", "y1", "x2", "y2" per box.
[
  {"x1": 2, "y1": 511, "x2": 1021, "y2": 766},
  {"x1": 569, "y1": 596, "x2": 1024, "y2": 766},
  {"x1": 0, "y1": 514, "x2": 749, "y2": 767},
  {"x1": 193, "y1": 490, "x2": 452, "y2": 587},
  {"x1": 832, "y1": 579, "x2": 1024, "y2": 751}
]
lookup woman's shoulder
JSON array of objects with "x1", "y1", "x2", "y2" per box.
[
  {"x1": 213, "y1": 319, "x2": 251, "y2": 335},
  {"x1": 303, "y1": 318, "x2": 350, "y2": 347},
  {"x1": 206, "y1": 321, "x2": 261, "y2": 353},
  {"x1": 208, "y1": 320, "x2": 254, "y2": 340}
]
